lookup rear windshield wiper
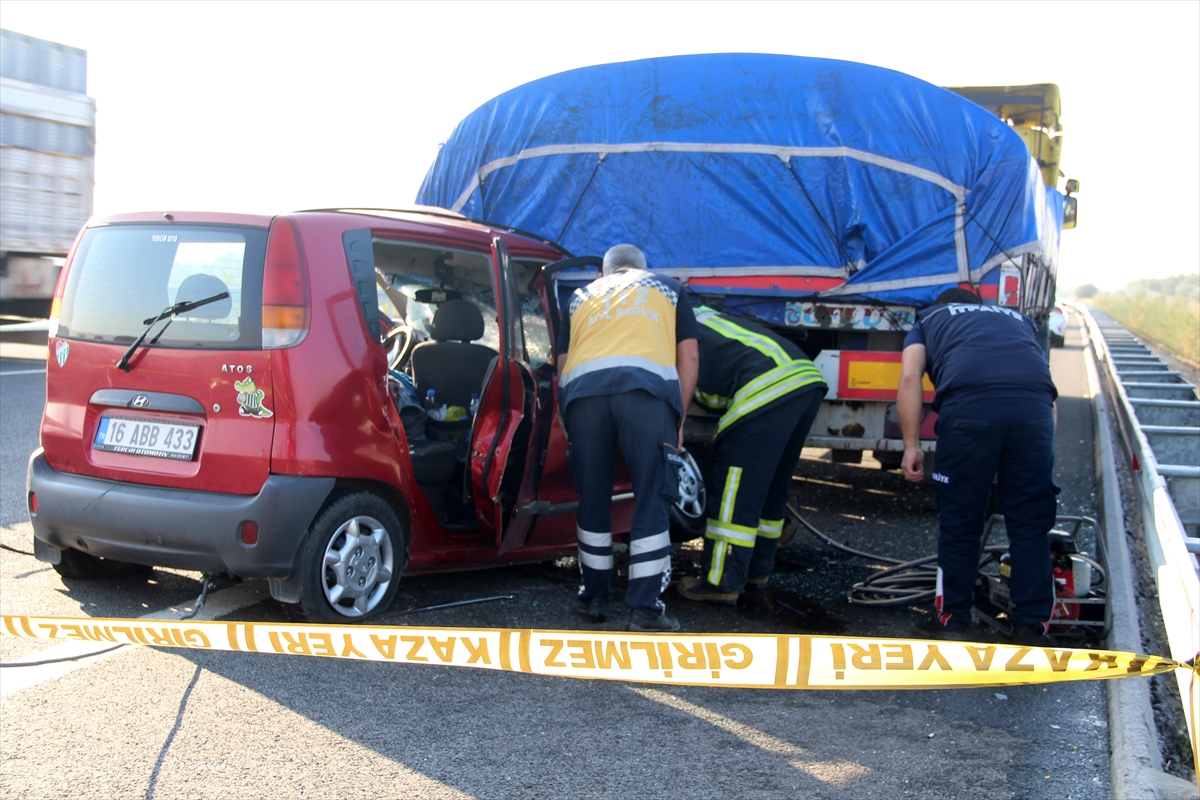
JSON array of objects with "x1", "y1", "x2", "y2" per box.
[{"x1": 115, "y1": 291, "x2": 230, "y2": 372}]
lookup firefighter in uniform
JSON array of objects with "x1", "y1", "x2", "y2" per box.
[
  {"x1": 676, "y1": 308, "x2": 826, "y2": 604},
  {"x1": 898, "y1": 287, "x2": 1058, "y2": 645},
  {"x1": 557, "y1": 244, "x2": 700, "y2": 633}
]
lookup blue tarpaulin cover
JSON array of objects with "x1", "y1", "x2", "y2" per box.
[{"x1": 417, "y1": 54, "x2": 1062, "y2": 308}]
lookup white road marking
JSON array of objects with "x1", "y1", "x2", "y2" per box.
[
  {"x1": 0, "y1": 369, "x2": 46, "y2": 376},
  {"x1": 0, "y1": 581, "x2": 268, "y2": 697}
]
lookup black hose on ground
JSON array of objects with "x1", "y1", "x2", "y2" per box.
[{"x1": 783, "y1": 503, "x2": 1106, "y2": 607}]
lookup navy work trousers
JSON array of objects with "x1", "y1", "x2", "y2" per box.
[
  {"x1": 701, "y1": 387, "x2": 824, "y2": 591},
  {"x1": 932, "y1": 398, "x2": 1057, "y2": 627},
  {"x1": 565, "y1": 390, "x2": 678, "y2": 616}
]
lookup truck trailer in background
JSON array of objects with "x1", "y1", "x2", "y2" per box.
[
  {"x1": 0, "y1": 28, "x2": 95, "y2": 318},
  {"x1": 946, "y1": 83, "x2": 1080, "y2": 329},
  {"x1": 415, "y1": 54, "x2": 1080, "y2": 469}
]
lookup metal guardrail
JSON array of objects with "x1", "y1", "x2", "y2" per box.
[{"x1": 1071, "y1": 302, "x2": 1199, "y2": 770}]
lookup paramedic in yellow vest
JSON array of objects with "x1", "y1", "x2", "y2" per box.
[
  {"x1": 556, "y1": 244, "x2": 700, "y2": 633},
  {"x1": 677, "y1": 308, "x2": 826, "y2": 604}
]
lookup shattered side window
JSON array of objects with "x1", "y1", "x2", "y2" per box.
[{"x1": 521, "y1": 294, "x2": 551, "y2": 369}]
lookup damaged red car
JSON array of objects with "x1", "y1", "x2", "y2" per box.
[{"x1": 27, "y1": 208, "x2": 707, "y2": 622}]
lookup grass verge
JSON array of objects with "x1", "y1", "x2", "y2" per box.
[{"x1": 1088, "y1": 295, "x2": 1199, "y2": 368}]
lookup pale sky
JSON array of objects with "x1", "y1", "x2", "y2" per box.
[{"x1": 2, "y1": 0, "x2": 1197, "y2": 291}]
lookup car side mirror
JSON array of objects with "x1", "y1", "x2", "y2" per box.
[{"x1": 1064, "y1": 178, "x2": 1079, "y2": 195}]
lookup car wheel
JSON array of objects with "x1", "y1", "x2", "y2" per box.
[
  {"x1": 52, "y1": 548, "x2": 153, "y2": 579},
  {"x1": 669, "y1": 447, "x2": 710, "y2": 542},
  {"x1": 296, "y1": 491, "x2": 407, "y2": 623},
  {"x1": 1050, "y1": 333, "x2": 1065, "y2": 348}
]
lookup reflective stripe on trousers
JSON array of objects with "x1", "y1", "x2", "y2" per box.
[
  {"x1": 565, "y1": 391, "x2": 676, "y2": 614},
  {"x1": 700, "y1": 388, "x2": 823, "y2": 592}
]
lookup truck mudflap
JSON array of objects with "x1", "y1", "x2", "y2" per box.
[{"x1": 26, "y1": 448, "x2": 334, "y2": 577}]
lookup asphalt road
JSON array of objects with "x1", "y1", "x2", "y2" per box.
[{"x1": 0, "y1": 317, "x2": 1114, "y2": 800}]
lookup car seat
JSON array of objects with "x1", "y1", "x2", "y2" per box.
[{"x1": 410, "y1": 299, "x2": 496, "y2": 409}]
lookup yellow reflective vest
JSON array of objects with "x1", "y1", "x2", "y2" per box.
[{"x1": 560, "y1": 268, "x2": 689, "y2": 418}]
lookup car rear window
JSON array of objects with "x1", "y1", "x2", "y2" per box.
[{"x1": 58, "y1": 224, "x2": 267, "y2": 349}]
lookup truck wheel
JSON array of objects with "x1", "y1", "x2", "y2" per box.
[
  {"x1": 873, "y1": 450, "x2": 903, "y2": 470},
  {"x1": 52, "y1": 549, "x2": 152, "y2": 580},
  {"x1": 920, "y1": 452, "x2": 937, "y2": 484},
  {"x1": 669, "y1": 447, "x2": 710, "y2": 543},
  {"x1": 296, "y1": 491, "x2": 407, "y2": 623}
]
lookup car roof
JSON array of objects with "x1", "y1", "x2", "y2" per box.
[
  {"x1": 90, "y1": 211, "x2": 276, "y2": 227},
  {"x1": 86, "y1": 207, "x2": 569, "y2": 260}
]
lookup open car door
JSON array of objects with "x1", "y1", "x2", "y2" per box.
[
  {"x1": 538, "y1": 256, "x2": 602, "y2": 346},
  {"x1": 468, "y1": 237, "x2": 543, "y2": 550}
]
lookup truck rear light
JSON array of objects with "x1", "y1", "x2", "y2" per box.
[
  {"x1": 999, "y1": 265, "x2": 1021, "y2": 308},
  {"x1": 262, "y1": 216, "x2": 310, "y2": 348},
  {"x1": 240, "y1": 521, "x2": 259, "y2": 545}
]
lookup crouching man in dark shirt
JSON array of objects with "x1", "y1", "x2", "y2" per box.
[{"x1": 898, "y1": 288, "x2": 1059, "y2": 645}]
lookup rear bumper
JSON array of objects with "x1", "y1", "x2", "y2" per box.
[{"x1": 27, "y1": 449, "x2": 334, "y2": 577}]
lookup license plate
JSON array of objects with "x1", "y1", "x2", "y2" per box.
[
  {"x1": 93, "y1": 416, "x2": 200, "y2": 461},
  {"x1": 783, "y1": 302, "x2": 915, "y2": 331}
]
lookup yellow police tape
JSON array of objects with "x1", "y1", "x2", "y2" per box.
[{"x1": 3, "y1": 614, "x2": 1196, "y2": 690}]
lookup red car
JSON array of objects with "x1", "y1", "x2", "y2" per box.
[{"x1": 27, "y1": 208, "x2": 709, "y2": 622}]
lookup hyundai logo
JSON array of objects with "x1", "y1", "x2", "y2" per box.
[{"x1": 131, "y1": 395, "x2": 150, "y2": 408}]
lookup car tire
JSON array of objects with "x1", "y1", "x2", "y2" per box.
[
  {"x1": 52, "y1": 548, "x2": 153, "y2": 580},
  {"x1": 669, "y1": 446, "x2": 711, "y2": 543},
  {"x1": 296, "y1": 491, "x2": 407, "y2": 623}
]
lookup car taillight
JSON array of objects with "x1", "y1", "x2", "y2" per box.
[
  {"x1": 240, "y1": 521, "x2": 259, "y2": 545},
  {"x1": 29, "y1": 492, "x2": 37, "y2": 515},
  {"x1": 262, "y1": 216, "x2": 310, "y2": 348},
  {"x1": 999, "y1": 265, "x2": 1021, "y2": 308}
]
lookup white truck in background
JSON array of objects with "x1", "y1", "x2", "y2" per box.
[{"x1": 0, "y1": 28, "x2": 95, "y2": 318}]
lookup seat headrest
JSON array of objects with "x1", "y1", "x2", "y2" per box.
[
  {"x1": 175, "y1": 273, "x2": 232, "y2": 319},
  {"x1": 428, "y1": 299, "x2": 485, "y2": 342}
]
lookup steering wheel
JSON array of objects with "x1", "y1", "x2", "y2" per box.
[{"x1": 384, "y1": 323, "x2": 416, "y2": 371}]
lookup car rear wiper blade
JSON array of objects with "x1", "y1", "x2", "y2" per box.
[{"x1": 115, "y1": 291, "x2": 229, "y2": 372}]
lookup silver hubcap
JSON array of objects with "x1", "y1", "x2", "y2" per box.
[
  {"x1": 322, "y1": 515, "x2": 394, "y2": 617},
  {"x1": 675, "y1": 450, "x2": 706, "y2": 520}
]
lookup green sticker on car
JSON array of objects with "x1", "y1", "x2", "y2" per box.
[{"x1": 234, "y1": 377, "x2": 273, "y2": 418}]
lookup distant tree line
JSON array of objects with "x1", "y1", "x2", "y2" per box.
[
  {"x1": 1073, "y1": 273, "x2": 1199, "y2": 367},
  {"x1": 1074, "y1": 273, "x2": 1199, "y2": 306}
]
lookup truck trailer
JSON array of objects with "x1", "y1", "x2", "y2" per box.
[
  {"x1": 0, "y1": 28, "x2": 95, "y2": 318},
  {"x1": 415, "y1": 54, "x2": 1078, "y2": 470}
]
